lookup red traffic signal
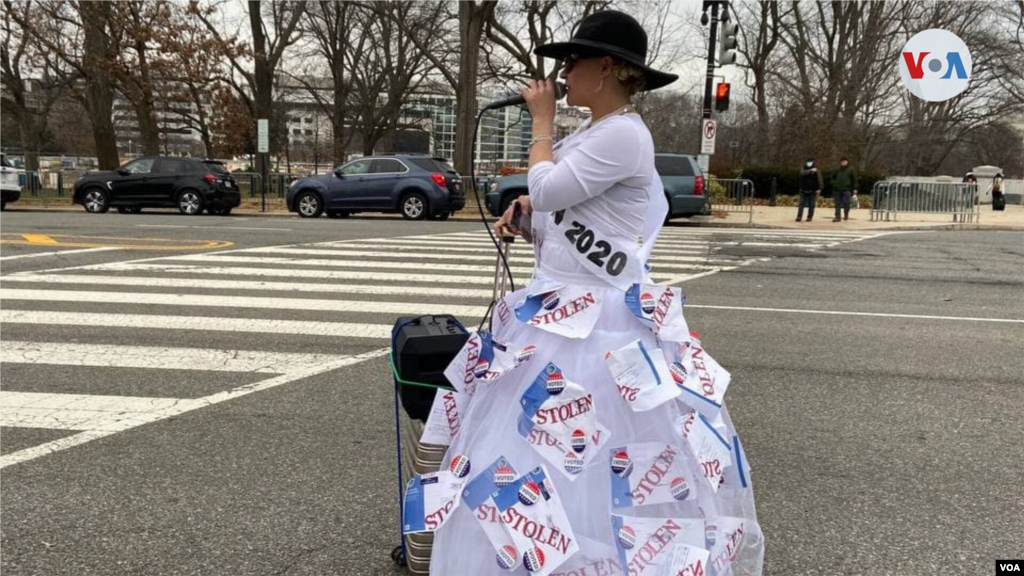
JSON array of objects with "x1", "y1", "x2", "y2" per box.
[{"x1": 715, "y1": 82, "x2": 731, "y2": 111}]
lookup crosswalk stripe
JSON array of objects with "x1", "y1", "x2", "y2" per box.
[
  {"x1": 308, "y1": 241, "x2": 710, "y2": 257},
  {"x1": 384, "y1": 235, "x2": 716, "y2": 248},
  {"x1": 0, "y1": 274, "x2": 497, "y2": 299},
  {"x1": 0, "y1": 310, "x2": 396, "y2": 339},
  {"x1": 0, "y1": 341, "x2": 362, "y2": 373},
  {"x1": 0, "y1": 347, "x2": 389, "y2": 468},
  {"x1": 0, "y1": 391, "x2": 185, "y2": 431},
  {"x1": 140, "y1": 254, "x2": 727, "y2": 274},
  {"x1": 84, "y1": 262, "x2": 533, "y2": 285},
  {"x1": 0, "y1": 288, "x2": 490, "y2": 317},
  {"x1": 164, "y1": 254, "x2": 542, "y2": 275},
  {"x1": 235, "y1": 246, "x2": 732, "y2": 265}
]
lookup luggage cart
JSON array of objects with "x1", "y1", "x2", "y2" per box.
[{"x1": 390, "y1": 236, "x2": 515, "y2": 573}]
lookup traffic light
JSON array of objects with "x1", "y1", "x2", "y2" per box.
[
  {"x1": 718, "y1": 19, "x2": 739, "y2": 66},
  {"x1": 715, "y1": 82, "x2": 731, "y2": 111}
]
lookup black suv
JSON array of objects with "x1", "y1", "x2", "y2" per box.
[
  {"x1": 73, "y1": 157, "x2": 241, "y2": 215},
  {"x1": 286, "y1": 154, "x2": 464, "y2": 220}
]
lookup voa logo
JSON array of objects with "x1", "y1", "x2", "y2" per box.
[{"x1": 899, "y1": 29, "x2": 972, "y2": 102}]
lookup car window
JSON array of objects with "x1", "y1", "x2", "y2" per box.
[
  {"x1": 1, "y1": 155, "x2": 11, "y2": 168},
  {"x1": 408, "y1": 157, "x2": 457, "y2": 174},
  {"x1": 371, "y1": 159, "x2": 406, "y2": 174},
  {"x1": 123, "y1": 158, "x2": 155, "y2": 174},
  {"x1": 203, "y1": 161, "x2": 228, "y2": 175},
  {"x1": 340, "y1": 160, "x2": 372, "y2": 175},
  {"x1": 157, "y1": 159, "x2": 191, "y2": 174},
  {"x1": 655, "y1": 156, "x2": 695, "y2": 177}
]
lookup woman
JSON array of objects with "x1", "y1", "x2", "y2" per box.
[{"x1": 429, "y1": 11, "x2": 763, "y2": 576}]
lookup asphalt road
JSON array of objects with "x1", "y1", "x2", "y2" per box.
[{"x1": 1, "y1": 209, "x2": 1022, "y2": 576}]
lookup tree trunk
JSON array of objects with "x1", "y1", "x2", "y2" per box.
[
  {"x1": 250, "y1": 0, "x2": 274, "y2": 177},
  {"x1": 80, "y1": 1, "x2": 120, "y2": 169},
  {"x1": 18, "y1": 122, "x2": 41, "y2": 174},
  {"x1": 454, "y1": 1, "x2": 496, "y2": 201},
  {"x1": 130, "y1": 5, "x2": 161, "y2": 156}
]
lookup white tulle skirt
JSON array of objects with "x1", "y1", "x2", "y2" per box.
[{"x1": 428, "y1": 281, "x2": 764, "y2": 576}]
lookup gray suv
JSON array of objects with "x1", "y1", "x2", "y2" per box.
[
  {"x1": 484, "y1": 153, "x2": 708, "y2": 221},
  {"x1": 286, "y1": 154, "x2": 465, "y2": 220}
]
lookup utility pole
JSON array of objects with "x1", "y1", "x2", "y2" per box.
[{"x1": 701, "y1": 1, "x2": 721, "y2": 121}]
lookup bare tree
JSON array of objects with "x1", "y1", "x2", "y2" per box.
[
  {"x1": 191, "y1": 0, "x2": 307, "y2": 175},
  {"x1": 1, "y1": 0, "x2": 75, "y2": 171},
  {"x1": 8, "y1": 1, "x2": 121, "y2": 168}
]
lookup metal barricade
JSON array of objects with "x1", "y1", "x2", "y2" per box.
[
  {"x1": 871, "y1": 180, "x2": 979, "y2": 223},
  {"x1": 708, "y1": 178, "x2": 755, "y2": 224},
  {"x1": 231, "y1": 172, "x2": 264, "y2": 199}
]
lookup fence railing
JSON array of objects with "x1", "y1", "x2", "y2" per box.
[
  {"x1": 708, "y1": 178, "x2": 755, "y2": 224},
  {"x1": 870, "y1": 180, "x2": 979, "y2": 223}
]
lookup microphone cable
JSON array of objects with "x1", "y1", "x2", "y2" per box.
[
  {"x1": 470, "y1": 64, "x2": 562, "y2": 333},
  {"x1": 471, "y1": 106, "x2": 515, "y2": 333}
]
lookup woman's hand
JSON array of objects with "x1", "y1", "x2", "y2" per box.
[
  {"x1": 521, "y1": 79, "x2": 557, "y2": 128},
  {"x1": 493, "y1": 196, "x2": 532, "y2": 239}
]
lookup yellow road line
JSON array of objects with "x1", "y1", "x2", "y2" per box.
[
  {"x1": 0, "y1": 233, "x2": 233, "y2": 251},
  {"x1": 20, "y1": 234, "x2": 58, "y2": 245}
]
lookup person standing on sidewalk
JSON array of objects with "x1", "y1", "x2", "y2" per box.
[
  {"x1": 796, "y1": 158, "x2": 822, "y2": 222},
  {"x1": 992, "y1": 171, "x2": 1006, "y2": 211},
  {"x1": 831, "y1": 157, "x2": 859, "y2": 222}
]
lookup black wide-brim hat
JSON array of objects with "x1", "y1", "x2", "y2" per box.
[{"x1": 534, "y1": 10, "x2": 678, "y2": 92}]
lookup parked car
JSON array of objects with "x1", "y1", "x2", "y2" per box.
[
  {"x1": 1, "y1": 153, "x2": 21, "y2": 210},
  {"x1": 72, "y1": 156, "x2": 241, "y2": 215},
  {"x1": 286, "y1": 154, "x2": 465, "y2": 220},
  {"x1": 484, "y1": 153, "x2": 709, "y2": 221}
]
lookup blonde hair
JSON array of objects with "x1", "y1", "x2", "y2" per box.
[{"x1": 613, "y1": 61, "x2": 646, "y2": 95}]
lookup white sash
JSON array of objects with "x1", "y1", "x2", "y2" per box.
[{"x1": 551, "y1": 207, "x2": 645, "y2": 291}]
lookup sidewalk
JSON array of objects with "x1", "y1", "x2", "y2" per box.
[
  {"x1": 706, "y1": 205, "x2": 1024, "y2": 231},
  {"x1": 7, "y1": 198, "x2": 1023, "y2": 231}
]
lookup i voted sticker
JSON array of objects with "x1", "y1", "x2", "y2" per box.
[
  {"x1": 518, "y1": 481, "x2": 542, "y2": 505},
  {"x1": 542, "y1": 292, "x2": 560, "y2": 311},
  {"x1": 611, "y1": 450, "x2": 633, "y2": 477},
  {"x1": 523, "y1": 547, "x2": 546, "y2": 572},
  {"x1": 563, "y1": 451, "x2": 584, "y2": 475},
  {"x1": 494, "y1": 465, "x2": 516, "y2": 488},
  {"x1": 640, "y1": 292, "x2": 657, "y2": 315},
  {"x1": 546, "y1": 370, "x2": 566, "y2": 395},
  {"x1": 497, "y1": 544, "x2": 518, "y2": 570},
  {"x1": 670, "y1": 362, "x2": 687, "y2": 384},
  {"x1": 516, "y1": 344, "x2": 538, "y2": 365},
  {"x1": 450, "y1": 455, "x2": 472, "y2": 478},
  {"x1": 618, "y1": 525, "x2": 637, "y2": 549},
  {"x1": 474, "y1": 358, "x2": 490, "y2": 379},
  {"x1": 570, "y1": 429, "x2": 587, "y2": 453},
  {"x1": 671, "y1": 477, "x2": 690, "y2": 501}
]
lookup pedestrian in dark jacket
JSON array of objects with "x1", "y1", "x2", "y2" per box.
[
  {"x1": 796, "y1": 158, "x2": 822, "y2": 222},
  {"x1": 831, "y1": 157, "x2": 859, "y2": 222}
]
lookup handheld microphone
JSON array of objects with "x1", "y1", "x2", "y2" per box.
[{"x1": 482, "y1": 82, "x2": 567, "y2": 111}]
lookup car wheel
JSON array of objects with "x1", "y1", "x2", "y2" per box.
[
  {"x1": 401, "y1": 193, "x2": 428, "y2": 220},
  {"x1": 83, "y1": 187, "x2": 110, "y2": 213},
  {"x1": 296, "y1": 191, "x2": 324, "y2": 218},
  {"x1": 177, "y1": 189, "x2": 204, "y2": 215},
  {"x1": 326, "y1": 209, "x2": 350, "y2": 219}
]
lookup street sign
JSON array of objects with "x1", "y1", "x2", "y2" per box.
[
  {"x1": 700, "y1": 119, "x2": 717, "y2": 155},
  {"x1": 697, "y1": 154, "x2": 710, "y2": 174},
  {"x1": 257, "y1": 119, "x2": 269, "y2": 153}
]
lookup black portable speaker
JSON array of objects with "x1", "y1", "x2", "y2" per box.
[{"x1": 392, "y1": 315, "x2": 469, "y2": 422}]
